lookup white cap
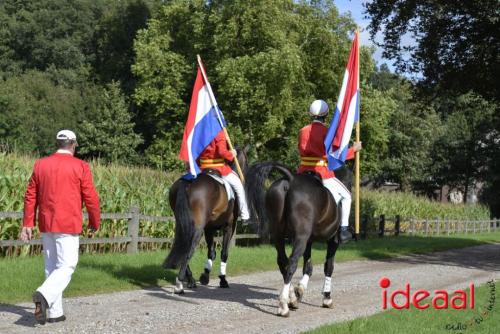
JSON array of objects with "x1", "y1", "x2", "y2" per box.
[
  {"x1": 56, "y1": 130, "x2": 77, "y2": 141},
  {"x1": 309, "y1": 99, "x2": 329, "y2": 117}
]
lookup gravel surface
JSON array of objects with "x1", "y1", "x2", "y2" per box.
[{"x1": 1, "y1": 243, "x2": 499, "y2": 334}]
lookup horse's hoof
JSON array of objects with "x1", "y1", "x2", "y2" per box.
[
  {"x1": 278, "y1": 301, "x2": 290, "y2": 317},
  {"x1": 288, "y1": 299, "x2": 299, "y2": 310},
  {"x1": 199, "y1": 272, "x2": 210, "y2": 286},
  {"x1": 322, "y1": 298, "x2": 334, "y2": 308},
  {"x1": 187, "y1": 280, "x2": 197, "y2": 289},
  {"x1": 219, "y1": 275, "x2": 229, "y2": 288},
  {"x1": 295, "y1": 284, "x2": 305, "y2": 302},
  {"x1": 174, "y1": 288, "x2": 185, "y2": 295}
]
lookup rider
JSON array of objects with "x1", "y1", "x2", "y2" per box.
[
  {"x1": 298, "y1": 99, "x2": 362, "y2": 243},
  {"x1": 197, "y1": 130, "x2": 250, "y2": 223}
]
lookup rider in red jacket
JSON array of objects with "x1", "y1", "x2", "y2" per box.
[
  {"x1": 297, "y1": 100, "x2": 361, "y2": 243},
  {"x1": 198, "y1": 130, "x2": 249, "y2": 222}
]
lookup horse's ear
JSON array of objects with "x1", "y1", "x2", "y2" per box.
[{"x1": 243, "y1": 144, "x2": 250, "y2": 155}]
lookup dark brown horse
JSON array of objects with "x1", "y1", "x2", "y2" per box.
[
  {"x1": 246, "y1": 162, "x2": 351, "y2": 317},
  {"x1": 163, "y1": 148, "x2": 248, "y2": 294}
]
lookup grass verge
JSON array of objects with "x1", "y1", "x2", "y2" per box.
[
  {"x1": 1, "y1": 232, "x2": 499, "y2": 304},
  {"x1": 305, "y1": 280, "x2": 499, "y2": 334}
]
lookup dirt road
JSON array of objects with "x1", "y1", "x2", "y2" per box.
[{"x1": 1, "y1": 243, "x2": 499, "y2": 334}]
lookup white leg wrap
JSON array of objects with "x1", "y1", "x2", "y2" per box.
[
  {"x1": 280, "y1": 282, "x2": 291, "y2": 301},
  {"x1": 175, "y1": 277, "x2": 184, "y2": 293},
  {"x1": 299, "y1": 274, "x2": 310, "y2": 289},
  {"x1": 323, "y1": 276, "x2": 332, "y2": 293},
  {"x1": 219, "y1": 262, "x2": 227, "y2": 276},
  {"x1": 205, "y1": 259, "x2": 213, "y2": 271}
]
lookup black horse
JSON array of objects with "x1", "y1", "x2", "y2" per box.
[
  {"x1": 246, "y1": 162, "x2": 352, "y2": 317},
  {"x1": 163, "y1": 147, "x2": 249, "y2": 294}
]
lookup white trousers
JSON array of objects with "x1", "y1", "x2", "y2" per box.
[
  {"x1": 223, "y1": 172, "x2": 250, "y2": 220},
  {"x1": 37, "y1": 233, "x2": 79, "y2": 318},
  {"x1": 322, "y1": 177, "x2": 351, "y2": 227}
]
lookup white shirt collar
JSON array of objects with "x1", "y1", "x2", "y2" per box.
[{"x1": 56, "y1": 149, "x2": 73, "y2": 155}]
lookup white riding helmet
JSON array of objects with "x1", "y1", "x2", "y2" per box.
[{"x1": 309, "y1": 99, "x2": 329, "y2": 117}]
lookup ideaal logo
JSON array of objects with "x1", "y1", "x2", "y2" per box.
[
  {"x1": 379, "y1": 277, "x2": 475, "y2": 310},
  {"x1": 445, "y1": 279, "x2": 496, "y2": 333}
]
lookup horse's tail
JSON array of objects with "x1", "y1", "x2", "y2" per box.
[
  {"x1": 245, "y1": 162, "x2": 294, "y2": 236},
  {"x1": 163, "y1": 182, "x2": 194, "y2": 269}
]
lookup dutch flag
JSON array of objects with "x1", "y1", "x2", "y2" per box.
[
  {"x1": 179, "y1": 61, "x2": 226, "y2": 177},
  {"x1": 325, "y1": 32, "x2": 360, "y2": 171}
]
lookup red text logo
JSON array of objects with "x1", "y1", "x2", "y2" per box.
[{"x1": 379, "y1": 277, "x2": 475, "y2": 310}]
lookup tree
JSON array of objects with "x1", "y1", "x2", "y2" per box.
[
  {"x1": 432, "y1": 93, "x2": 496, "y2": 202},
  {"x1": 78, "y1": 82, "x2": 143, "y2": 163},
  {"x1": 0, "y1": 70, "x2": 87, "y2": 155},
  {"x1": 132, "y1": 0, "x2": 375, "y2": 169},
  {"x1": 365, "y1": 0, "x2": 499, "y2": 100}
]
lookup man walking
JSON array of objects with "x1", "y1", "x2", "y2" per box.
[{"x1": 21, "y1": 130, "x2": 100, "y2": 325}]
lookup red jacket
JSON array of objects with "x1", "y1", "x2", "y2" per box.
[
  {"x1": 198, "y1": 131, "x2": 234, "y2": 176},
  {"x1": 23, "y1": 152, "x2": 101, "y2": 233},
  {"x1": 297, "y1": 121, "x2": 354, "y2": 179}
]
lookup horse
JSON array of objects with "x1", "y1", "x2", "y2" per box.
[
  {"x1": 245, "y1": 162, "x2": 352, "y2": 317},
  {"x1": 163, "y1": 147, "x2": 249, "y2": 294}
]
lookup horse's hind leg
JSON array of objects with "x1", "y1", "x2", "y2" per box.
[
  {"x1": 322, "y1": 236, "x2": 340, "y2": 308},
  {"x1": 218, "y1": 223, "x2": 235, "y2": 288},
  {"x1": 199, "y1": 229, "x2": 216, "y2": 285},
  {"x1": 175, "y1": 227, "x2": 204, "y2": 294},
  {"x1": 278, "y1": 236, "x2": 308, "y2": 317},
  {"x1": 295, "y1": 241, "x2": 313, "y2": 303}
]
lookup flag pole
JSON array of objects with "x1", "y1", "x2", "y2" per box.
[
  {"x1": 354, "y1": 30, "x2": 361, "y2": 235},
  {"x1": 196, "y1": 55, "x2": 245, "y2": 183}
]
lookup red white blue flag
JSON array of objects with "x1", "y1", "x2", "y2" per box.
[
  {"x1": 179, "y1": 63, "x2": 226, "y2": 177},
  {"x1": 324, "y1": 32, "x2": 359, "y2": 170}
]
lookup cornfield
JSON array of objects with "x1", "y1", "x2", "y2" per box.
[
  {"x1": 0, "y1": 152, "x2": 179, "y2": 256},
  {"x1": 0, "y1": 153, "x2": 491, "y2": 255}
]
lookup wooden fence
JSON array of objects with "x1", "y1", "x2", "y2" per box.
[
  {"x1": 2, "y1": 209, "x2": 498, "y2": 253},
  {"x1": 363, "y1": 214, "x2": 500, "y2": 238},
  {"x1": 0, "y1": 207, "x2": 259, "y2": 254}
]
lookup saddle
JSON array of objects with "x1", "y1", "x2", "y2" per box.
[{"x1": 180, "y1": 170, "x2": 235, "y2": 201}]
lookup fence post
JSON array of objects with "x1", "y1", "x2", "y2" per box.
[
  {"x1": 378, "y1": 214, "x2": 385, "y2": 238},
  {"x1": 465, "y1": 221, "x2": 468, "y2": 234},
  {"x1": 424, "y1": 219, "x2": 429, "y2": 236},
  {"x1": 436, "y1": 218, "x2": 440, "y2": 235},
  {"x1": 395, "y1": 215, "x2": 400, "y2": 236},
  {"x1": 410, "y1": 218, "x2": 415, "y2": 236},
  {"x1": 446, "y1": 219, "x2": 450, "y2": 236},
  {"x1": 127, "y1": 206, "x2": 140, "y2": 254}
]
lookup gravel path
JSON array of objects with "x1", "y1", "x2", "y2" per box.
[{"x1": 1, "y1": 243, "x2": 499, "y2": 334}]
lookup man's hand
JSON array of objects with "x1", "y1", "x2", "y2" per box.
[
  {"x1": 20, "y1": 227, "x2": 32, "y2": 242},
  {"x1": 353, "y1": 141, "x2": 363, "y2": 152},
  {"x1": 86, "y1": 228, "x2": 97, "y2": 238}
]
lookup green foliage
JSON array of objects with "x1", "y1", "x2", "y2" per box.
[
  {"x1": 132, "y1": 0, "x2": 375, "y2": 169},
  {"x1": 361, "y1": 190, "x2": 490, "y2": 222},
  {"x1": 78, "y1": 82, "x2": 143, "y2": 163},
  {"x1": 0, "y1": 70, "x2": 86, "y2": 155},
  {"x1": 358, "y1": 85, "x2": 396, "y2": 177},
  {"x1": 365, "y1": 0, "x2": 499, "y2": 100},
  {"x1": 432, "y1": 93, "x2": 497, "y2": 201},
  {"x1": 381, "y1": 83, "x2": 443, "y2": 191},
  {"x1": 0, "y1": 153, "x2": 177, "y2": 246}
]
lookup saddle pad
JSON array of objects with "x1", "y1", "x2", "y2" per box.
[{"x1": 207, "y1": 174, "x2": 235, "y2": 202}]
